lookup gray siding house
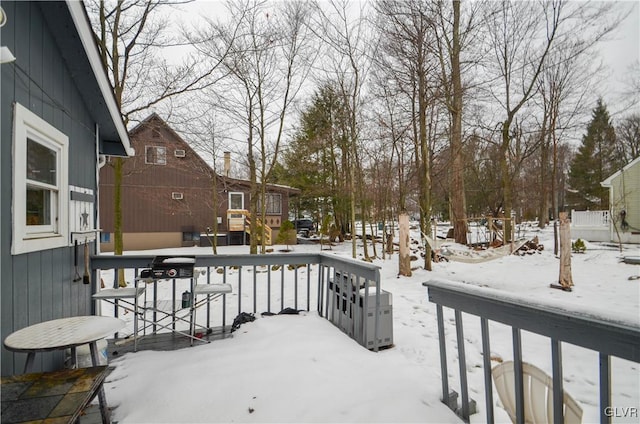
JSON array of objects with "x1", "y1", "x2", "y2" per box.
[
  {"x1": 1, "y1": 1, "x2": 133, "y2": 375},
  {"x1": 601, "y1": 155, "x2": 640, "y2": 244}
]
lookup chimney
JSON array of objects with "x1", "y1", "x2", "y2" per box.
[{"x1": 223, "y1": 151, "x2": 231, "y2": 177}]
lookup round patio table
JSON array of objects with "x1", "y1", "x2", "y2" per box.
[
  {"x1": 4, "y1": 316, "x2": 124, "y2": 424},
  {"x1": 4, "y1": 315, "x2": 124, "y2": 373}
]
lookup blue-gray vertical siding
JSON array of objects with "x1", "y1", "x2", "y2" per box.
[{"x1": 1, "y1": 1, "x2": 97, "y2": 376}]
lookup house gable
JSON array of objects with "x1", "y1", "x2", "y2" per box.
[
  {"x1": 100, "y1": 114, "x2": 216, "y2": 242},
  {"x1": 601, "y1": 155, "x2": 640, "y2": 187},
  {"x1": 99, "y1": 114, "x2": 299, "y2": 250}
]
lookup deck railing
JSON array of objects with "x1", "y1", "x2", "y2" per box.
[
  {"x1": 571, "y1": 210, "x2": 610, "y2": 227},
  {"x1": 91, "y1": 253, "x2": 385, "y2": 351},
  {"x1": 423, "y1": 279, "x2": 640, "y2": 423}
]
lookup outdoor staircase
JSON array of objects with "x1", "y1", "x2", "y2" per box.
[{"x1": 227, "y1": 209, "x2": 272, "y2": 245}]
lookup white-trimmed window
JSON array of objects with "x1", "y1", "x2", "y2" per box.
[
  {"x1": 229, "y1": 192, "x2": 244, "y2": 210},
  {"x1": 145, "y1": 145, "x2": 166, "y2": 164},
  {"x1": 12, "y1": 103, "x2": 69, "y2": 254}
]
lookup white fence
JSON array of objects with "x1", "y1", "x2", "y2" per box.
[
  {"x1": 571, "y1": 210, "x2": 610, "y2": 242},
  {"x1": 571, "y1": 210, "x2": 609, "y2": 227}
]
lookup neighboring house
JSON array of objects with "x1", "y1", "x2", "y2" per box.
[
  {"x1": 1, "y1": 1, "x2": 133, "y2": 375},
  {"x1": 601, "y1": 156, "x2": 640, "y2": 244},
  {"x1": 99, "y1": 114, "x2": 299, "y2": 251},
  {"x1": 571, "y1": 156, "x2": 640, "y2": 244}
]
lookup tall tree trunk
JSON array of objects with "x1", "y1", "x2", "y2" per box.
[
  {"x1": 211, "y1": 173, "x2": 218, "y2": 255},
  {"x1": 551, "y1": 102, "x2": 560, "y2": 255},
  {"x1": 537, "y1": 97, "x2": 550, "y2": 230},
  {"x1": 501, "y1": 120, "x2": 513, "y2": 243},
  {"x1": 398, "y1": 213, "x2": 412, "y2": 276},
  {"x1": 558, "y1": 212, "x2": 573, "y2": 289},
  {"x1": 538, "y1": 137, "x2": 549, "y2": 229},
  {"x1": 260, "y1": 183, "x2": 267, "y2": 254},
  {"x1": 419, "y1": 139, "x2": 432, "y2": 270},
  {"x1": 450, "y1": 0, "x2": 467, "y2": 245},
  {"x1": 349, "y1": 149, "x2": 357, "y2": 259},
  {"x1": 355, "y1": 147, "x2": 370, "y2": 261},
  {"x1": 248, "y1": 124, "x2": 258, "y2": 254}
]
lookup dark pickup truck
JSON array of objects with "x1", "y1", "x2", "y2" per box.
[{"x1": 293, "y1": 218, "x2": 315, "y2": 236}]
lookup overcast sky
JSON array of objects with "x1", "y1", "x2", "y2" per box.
[{"x1": 599, "y1": 1, "x2": 639, "y2": 116}]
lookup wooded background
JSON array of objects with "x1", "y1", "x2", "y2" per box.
[{"x1": 89, "y1": 0, "x2": 640, "y2": 261}]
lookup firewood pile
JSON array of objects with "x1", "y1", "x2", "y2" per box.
[{"x1": 514, "y1": 236, "x2": 544, "y2": 255}]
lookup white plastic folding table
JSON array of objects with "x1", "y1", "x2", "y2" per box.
[
  {"x1": 189, "y1": 281, "x2": 232, "y2": 345},
  {"x1": 92, "y1": 285, "x2": 146, "y2": 351}
]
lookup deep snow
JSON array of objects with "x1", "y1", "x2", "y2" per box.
[{"x1": 98, "y1": 225, "x2": 639, "y2": 423}]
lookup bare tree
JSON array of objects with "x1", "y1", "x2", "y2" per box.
[
  {"x1": 88, "y1": 0, "x2": 227, "y2": 278},
  {"x1": 197, "y1": 0, "x2": 315, "y2": 254},
  {"x1": 186, "y1": 111, "x2": 231, "y2": 254},
  {"x1": 431, "y1": 0, "x2": 483, "y2": 245},
  {"x1": 373, "y1": 0, "x2": 439, "y2": 269},
  {"x1": 621, "y1": 61, "x2": 640, "y2": 111},
  {"x1": 536, "y1": 43, "x2": 600, "y2": 253},
  {"x1": 483, "y1": 0, "x2": 563, "y2": 243},
  {"x1": 616, "y1": 113, "x2": 640, "y2": 163},
  {"x1": 368, "y1": 75, "x2": 417, "y2": 258},
  {"x1": 483, "y1": 0, "x2": 624, "y2": 243},
  {"x1": 312, "y1": 0, "x2": 374, "y2": 259}
]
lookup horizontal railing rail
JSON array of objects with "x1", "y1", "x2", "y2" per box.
[
  {"x1": 423, "y1": 278, "x2": 640, "y2": 423},
  {"x1": 91, "y1": 253, "x2": 384, "y2": 351}
]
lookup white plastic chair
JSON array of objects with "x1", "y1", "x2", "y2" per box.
[{"x1": 492, "y1": 361, "x2": 583, "y2": 423}]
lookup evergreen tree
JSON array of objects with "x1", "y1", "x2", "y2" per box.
[
  {"x1": 568, "y1": 99, "x2": 619, "y2": 210},
  {"x1": 278, "y1": 84, "x2": 351, "y2": 235}
]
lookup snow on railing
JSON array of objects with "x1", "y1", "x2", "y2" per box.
[
  {"x1": 91, "y1": 253, "x2": 386, "y2": 351},
  {"x1": 423, "y1": 278, "x2": 639, "y2": 423},
  {"x1": 571, "y1": 209, "x2": 610, "y2": 227}
]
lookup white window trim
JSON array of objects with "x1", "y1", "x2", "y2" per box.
[
  {"x1": 12, "y1": 103, "x2": 69, "y2": 255},
  {"x1": 145, "y1": 145, "x2": 166, "y2": 165},
  {"x1": 228, "y1": 192, "x2": 244, "y2": 210}
]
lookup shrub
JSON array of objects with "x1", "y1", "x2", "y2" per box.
[
  {"x1": 571, "y1": 238, "x2": 586, "y2": 253},
  {"x1": 276, "y1": 220, "x2": 297, "y2": 248}
]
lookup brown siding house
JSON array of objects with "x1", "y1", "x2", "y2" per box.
[{"x1": 99, "y1": 114, "x2": 298, "y2": 251}]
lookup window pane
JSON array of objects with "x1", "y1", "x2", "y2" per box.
[
  {"x1": 27, "y1": 138, "x2": 56, "y2": 184},
  {"x1": 26, "y1": 186, "x2": 51, "y2": 225},
  {"x1": 268, "y1": 194, "x2": 281, "y2": 214},
  {"x1": 230, "y1": 193, "x2": 243, "y2": 209},
  {"x1": 145, "y1": 146, "x2": 156, "y2": 163},
  {"x1": 156, "y1": 147, "x2": 166, "y2": 164},
  {"x1": 259, "y1": 193, "x2": 282, "y2": 214},
  {"x1": 182, "y1": 232, "x2": 200, "y2": 242},
  {"x1": 145, "y1": 146, "x2": 166, "y2": 164}
]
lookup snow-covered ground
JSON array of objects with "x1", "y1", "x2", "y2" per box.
[{"x1": 99, "y1": 225, "x2": 639, "y2": 423}]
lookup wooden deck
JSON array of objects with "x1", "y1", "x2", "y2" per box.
[{"x1": 79, "y1": 326, "x2": 232, "y2": 423}]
